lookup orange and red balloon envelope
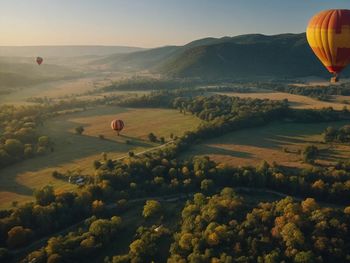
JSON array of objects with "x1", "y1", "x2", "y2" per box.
[
  {"x1": 306, "y1": 9, "x2": 350, "y2": 77},
  {"x1": 111, "y1": 119, "x2": 124, "y2": 132}
]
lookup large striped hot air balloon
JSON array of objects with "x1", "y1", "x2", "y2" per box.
[
  {"x1": 111, "y1": 119, "x2": 124, "y2": 136},
  {"x1": 36, "y1": 56, "x2": 43, "y2": 65},
  {"x1": 306, "y1": 9, "x2": 350, "y2": 83}
]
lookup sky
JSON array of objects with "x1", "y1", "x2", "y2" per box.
[{"x1": 0, "y1": 0, "x2": 349, "y2": 47}]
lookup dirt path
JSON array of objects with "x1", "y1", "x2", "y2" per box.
[{"x1": 114, "y1": 140, "x2": 175, "y2": 161}]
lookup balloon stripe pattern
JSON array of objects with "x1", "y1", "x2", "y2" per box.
[
  {"x1": 111, "y1": 119, "x2": 124, "y2": 132},
  {"x1": 306, "y1": 9, "x2": 350, "y2": 74}
]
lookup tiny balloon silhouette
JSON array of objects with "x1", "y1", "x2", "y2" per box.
[{"x1": 36, "y1": 56, "x2": 43, "y2": 65}]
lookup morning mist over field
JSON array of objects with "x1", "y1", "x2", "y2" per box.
[{"x1": 1, "y1": 1, "x2": 350, "y2": 262}]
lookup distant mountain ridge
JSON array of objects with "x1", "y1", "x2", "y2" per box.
[
  {"x1": 0, "y1": 46, "x2": 144, "y2": 58},
  {"x1": 94, "y1": 33, "x2": 350, "y2": 79}
]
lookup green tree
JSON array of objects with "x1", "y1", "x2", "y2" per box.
[
  {"x1": 4, "y1": 139, "x2": 24, "y2": 157},
  {"x1": 179, "y1": 233, "x2": 193, "y2": 251},
  {"x1": 47, "y1": 253, "x2": 62, "y2": 263},
  {"x1": 142, "y1": 200, "x2": 161, "y2": 218},
  {"x1": 92, "y1": 200, "x2": 105, "y2": 215},
  {"x1": 24, "y1": 144, "x2": 34, "y2": 158},
  {"x1": 93, "y1": 160, "x2": 101, "y2": 170},
  {"x1": 129, "y1": 239, "x2": 146, "y2": 259},
  {"x1": 75, "y1": 126, "x2": 84, "y2": 135},
  {"x1": 34, "y1": 185, "x2": 55, "y2": 206},
  {"x1": 0, "y1": 149, "x2": 12, "y2": 167},
  {"x1": 201, "y1": 179, "x2": 214, "y2": 193},
  {"x1": 294, "y1": 251, "x2": 315, "y2": 263},
  {"x1": 89, "y1": 217, "x2": 121, "y2": 243},
  {"x1": 323, "y1": 126, "x2": 337, "y2": 142},
  {"x1": 6, "y1": 226, "x2": 33, "y2": 248},
  {"x1": 302, "y1": 145, "x2": 318, "y2": 163},
  {"x1": 38, "y1": 136, "x2": 50, "y2": 147},
  {"x1": 148, "y1": 133, "x2": 157, "y2": 142}
]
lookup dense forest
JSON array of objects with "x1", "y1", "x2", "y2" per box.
[
  {"x1": 0, "y1": 105, "x2": 52, "y2": 168},
  {"x1": 168, "y1": 189, "x2": 350, "y2": 262}
]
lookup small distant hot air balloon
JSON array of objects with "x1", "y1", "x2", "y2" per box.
[
  {"x1": 36, "y1": 56, "x2": 43, "y2": 65},
  {"x1": 111, "y1": 119, "x2": 124, "y2": 136},
  {"x1": 306, "y1": 9, "x2": 350, "y2": 83}
]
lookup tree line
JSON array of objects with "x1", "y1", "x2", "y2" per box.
[
  {"x1": 20, "y1": 215, "x2": 122, "y2": 263},
  {"x1": 255, "y1": 81, "x2": 350, "y2": 102},
  {"x1": 0, "y1": 105, "x2": 52, "y2": 168},
  {"x1": 323, "y1": 125, "x2": 350, "y2": 143},
  {"x1": 168, "y1": 188, "x2": 350, "y2": 262},
  {"x1": 101, "y1": 77, "x2": 207, "y2": 92}
]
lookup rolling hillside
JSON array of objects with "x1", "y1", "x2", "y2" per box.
[
  {"x1": 95, "y1": 33, "x2": 350, "y2": 79},
  {"x1": 92, "y1": 45, "x2": 179, "y2": 70},
  {"x1": 92, "y1": 37, "x2": 232, "y2": 71},
  {"x1": 161, "y1": 33, "x2": 325, "y2": 79}
]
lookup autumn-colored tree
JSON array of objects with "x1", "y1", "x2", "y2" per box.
[
  {"x1": 34, "y1": 185, "x2": 55, "y2": 206},
  {"x1": 91, "y1": 200, "x2": 105, "y2": 215},
  {"x1": 7, "y1": 226, "x2": 33, "y2": 248},
  {"x1": 142, "y1": 200, "x2": 161, "y2": 218}
]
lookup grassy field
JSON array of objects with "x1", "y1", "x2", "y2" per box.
[
  {"x1": 216, "y1": 91, "x2": 350, "y2": 110},
  {"x1": 0, "y1": 69, "x2": 162, "y2": 105},
  {"x1": 0, "y1": 77, "x2": 108, "y2": 105},
  {"x1": 184, "y1": 120, "x2": 350, "y2": 169},
  {"x1": 0, "y1": 106, "x2": 201, "y2": 209}
]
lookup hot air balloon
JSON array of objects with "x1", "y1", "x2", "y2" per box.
[
  {"x1": 306, "y1": 9, "x2": 350, "y2": 83},
  {"x1": 36, "y1": 56, "x2": 43, "y2": 65},
  {"x1": 111, "y1": 119, "x2": 124, "y2": 136}
]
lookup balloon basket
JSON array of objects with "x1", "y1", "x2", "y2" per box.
[{"x1": 330, "y1": 76, "x2": 339, "y2": 83}]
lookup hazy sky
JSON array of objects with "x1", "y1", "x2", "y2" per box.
[{"x1": 1, "y1": 0, "x2": 349, "y2": 47}]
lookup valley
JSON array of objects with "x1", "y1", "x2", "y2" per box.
[{"x1": 1, "y1": 4, "x2": 350, "y2": 261}]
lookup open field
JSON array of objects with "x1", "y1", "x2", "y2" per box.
[
  {"x1": 0, "y1": 76, "x2": 109, "y2": 105},
  {"x1": 184, "y1": 120, "x2": 350, "y2": 169},
  {"x1": 215, "y1": 91, "x2": 350, "y2": 110},
  {"x1": 0, "y1": 106, "x2": 201, "y2": 209},
  {"x1": 0, "y1": 71, "x2": 163, "y2": 105}
]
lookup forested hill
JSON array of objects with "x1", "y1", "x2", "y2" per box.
[
  {"x1": 161, "y1": 33, "x2": 327, "y2": 79},
  {"x1": 95, "y1": 33, "x2": 350, "y2": 79}
]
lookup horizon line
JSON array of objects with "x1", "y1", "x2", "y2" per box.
[{"x1": 0, "y1": 32, "x2": 306, "y2": 49}]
